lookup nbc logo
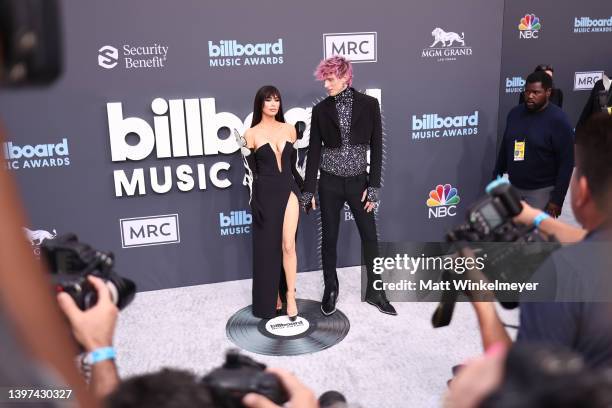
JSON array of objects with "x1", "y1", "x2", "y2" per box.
[
  {"x1": 518, "y1": 14, "x2": 541, "y2": 39},
  {"x1": 427, "y1": 184, "x2": 460, "y2": 219}
]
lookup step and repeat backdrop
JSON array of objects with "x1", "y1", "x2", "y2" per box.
[
  {"x1": 2, "y1": 0, "x2": 506, "y2": 291},
  {"x1": 498, "y1": 0, "x2": 611, "y2": 138}
]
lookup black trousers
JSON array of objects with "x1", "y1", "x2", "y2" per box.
[{"x1": 318, "y1": 170, "x2": 378, "y2": 293}]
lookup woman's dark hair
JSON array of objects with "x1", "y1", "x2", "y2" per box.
[
  {"x1": 250, "y1": 85, "x2": 285, "y2": 127},
  {"x1": 535, "y1": 64, "x2": 554, "y2": 73}
]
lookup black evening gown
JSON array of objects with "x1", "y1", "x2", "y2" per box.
[{"x1": 249, "y1": 141, "x2": 302, "y2": 319}]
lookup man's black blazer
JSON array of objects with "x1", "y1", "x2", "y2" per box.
[{"x1": 303, "y1": 89, "x2": 382, "y2": 193}]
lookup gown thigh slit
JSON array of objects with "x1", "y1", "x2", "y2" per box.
[{"x1": 250, "y1": 142, "x2": 301, "y2": 319}]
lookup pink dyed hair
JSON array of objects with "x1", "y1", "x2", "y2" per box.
[{"x1": 314, "y1": 56, "x2": 353, "y2": 86}]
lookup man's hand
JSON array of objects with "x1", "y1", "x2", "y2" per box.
[
  {"x1": 361, "y1": 189, "x2": 376, "y2": 213},
  {"x1": 512, "y1": 200, "x2": 540, "y2": 226},
  {"x1": 299, "y1": 192, "x2": 316, "y2": 213},
  {"x1": 57, "y1": 275, "x2": 118, "y2": 351},
  {"x1": 242, "y1": 368, "x2": 318, "y2": 408},
  {"x1": 544, "y1": 202, "x2": 561, "y2": 218}
]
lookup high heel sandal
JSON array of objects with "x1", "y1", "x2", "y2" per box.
[
  {"x1": 276, "y1": 296, "x2": 284, "y2": 316},
  {"x1": 286, "y1": 290, "x2": 298, "y2": 321}
]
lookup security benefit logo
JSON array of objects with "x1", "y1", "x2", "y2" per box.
[
  {"x1": 505, "y1": 76, "x2": 525, "y2": 94},
  {"x1": 208, "y1": 38, "x2": 284, "y2": 67},
  {"x1": 574, "y1": 16, "x2": 612, "y2": 33},
  {"x1": 219, "y1": 210, "x2": 252, "y2": 236},
  {"x1": 323, "y1": 32, "x2": 377, "y2": 63},
  {"x1": 2, "y1": 138, "x2": 70, "y2": 170},
  {"x1": 421, "y1": 27, "x2": 473, "y2": 62},
  {"x1": 411, "y1": 111, "x2": 479, "y2": 140},
  {"x1": 98, "y1": 44, "x2": 169, "y2": 70},
  {"x1": 518, "y1": 14, "x2": 541, "y2": 39},
  {"x1": 120, "y1": 214, "x2": 180, "y2": 248},
  {"x1": 574, "y1": 71, "x2": 604, "y2": 91},
  {"x1": 343, "y1": 201, "x2": 380, "y2": 222},
  {"x1": 427, "y1": 184, "x2": 460, "y2": 219}
]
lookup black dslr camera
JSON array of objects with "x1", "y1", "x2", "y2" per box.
[
  {"x1": 431, "y1": 179, "x2": 560, "y2": 327},
  {"x1": 202, "y1": 350, "x2": 289, "y2": 408},
  {"x1": 42, "y1": 233, "x2": 136, "y2": 310}
]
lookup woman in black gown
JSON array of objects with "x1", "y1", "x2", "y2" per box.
[{"x1": 237, "y1": 86, "x2": 303, "y2": 320}]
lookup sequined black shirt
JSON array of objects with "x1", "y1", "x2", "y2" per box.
[{"x1": 320, "y1": 87, "x2": 369, "y2": 177}]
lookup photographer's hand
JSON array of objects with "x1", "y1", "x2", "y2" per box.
[
  {"x1": 513, "y1": 200, "x2": 586, "y2": 243},
  {"x1": 242, "y1": 367, "x2": 318, "y2": 408},
  {"x1": 57, "y1": 276, "x2": 120, "y2": 398},
  {"x1": 57, "y1": 276, "x2": 118, "y2": 351},
  {"x1": 512, "y1": 200, "x2": 541, "y2": 226}
]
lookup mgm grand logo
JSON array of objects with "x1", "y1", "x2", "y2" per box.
[{"x1": 422, "y1": 27, "x2": 473, "y2": 62}]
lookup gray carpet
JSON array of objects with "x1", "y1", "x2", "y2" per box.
[
  {"x1": 115, "y1": 267, "x2": 519, "y2": 407},
  {"x1": 114, "y1": 186, "x2": 577, "y2": 407}
]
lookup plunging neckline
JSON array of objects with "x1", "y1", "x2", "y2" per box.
[{"x1": 255, "y1": 140, "x2": 289, "y2": 173}]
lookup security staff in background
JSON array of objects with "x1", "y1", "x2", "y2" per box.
[
  {"x1": 518, "y1": 64, "x2": 563, "y2": 108},
  {"x1": 494, "y1": 70, "x2": 574, "y2": 216}
]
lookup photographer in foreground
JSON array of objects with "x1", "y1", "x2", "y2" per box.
[
  {"x1": 471, "y1": 113, "x2": 612, "y2": 368},
  {"x1": 445, "y1": 343, "x2": 612, "y2": 408}
]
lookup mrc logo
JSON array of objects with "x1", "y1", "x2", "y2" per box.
[
  {"x1": 427, "y1": 184, "x2": 460, "y2": 219},
  {"x1": 323, "y1": 32, "x2": 377, "y2": 63},
  {"x1": 518, "y1": 14, "x2": 541, "y2": 39}
]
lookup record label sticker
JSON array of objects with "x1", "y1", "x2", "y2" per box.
[{"x1": 265, "y1": 316, "x2": 310, "y2": 337}]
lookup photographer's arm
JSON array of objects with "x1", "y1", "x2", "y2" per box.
[
  {"x1": 0, "y1": 123, "x2": 96, "y2": 407},
  {"x1": 513, "y1": 201, "x2": 586, "y2": 243},
  {"x1": 471, "y1": 302, "x2": 513, "y2": 350},
  {"x1": 57, "y1": 276, "x2": 120, "y2": 398}
]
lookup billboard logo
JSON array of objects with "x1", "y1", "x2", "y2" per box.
[
  {"x1": 411, "y1": 111, "x2": 479, "y2": 140},
  {"x1": 505, "y1": 76, "x2": 525, "y2": 94},
  {"x1": 427, "y1": 184, "x2": 460, "y2": 219},
  {"x1": 120, "y1": 214, "x2": 180, "y2": 248},
  {"x1": 323, "y1": 32, "x2": 377, "y2": 63},
  {"x1": 574, "y1": 16, "x2": 612, "y2": 33},
  {"x1": 107, "y1": 90, "x2": 381, "y2": 198},
  {"x1": 3, "y1": 138, "x2": 71, "y2": 170},
  {"x1": 574, "y1": 71, "x2": 604, "y2": 91},
  {"x1": 98, "y1": 44, "x2": 168, "y2": 70},
  {"x1": 422, "y1": 28, "x2": 472, "y2": 62},
  {"x1": 98, "y1": 46, "x2": 118, "y2": 69},
  {"x1": 518, "y1": 14, "x2": 541, "y2": 39},
  {"x1": 208, "y1": 39, "x2": 284, "y2": 67},
  {"x1": 219, "y1": 210, "x2": 252, "y2": 236}
]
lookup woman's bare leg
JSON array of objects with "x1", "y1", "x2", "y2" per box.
[{"x1": 282, "y1": 192, "x2": 299, "y2": 317}]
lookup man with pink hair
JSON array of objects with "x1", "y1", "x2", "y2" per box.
[{"x1": 301, "y1": 56, "x2": 396, "y2": 316}]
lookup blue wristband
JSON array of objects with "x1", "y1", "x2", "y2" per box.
[
  {"x1": 85, "y1": 347, "x2": 116, "y2": 365},
  {"x1": 533, "y1": 212, "x2": 550, "y2": 228}
]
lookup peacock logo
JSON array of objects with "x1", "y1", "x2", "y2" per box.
[
  {"x1": 427, "y1": 184, "x2": 460, "y2": 207},
  {"x1": 427, "y1": 184, "x2": 460, "y2": 219},
  {"x1": 518, "y1": 14, "x2": 541, "y2": 31},
  {"x1": 518, "y1": 14, "x2": 541, "y2": 39}
]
